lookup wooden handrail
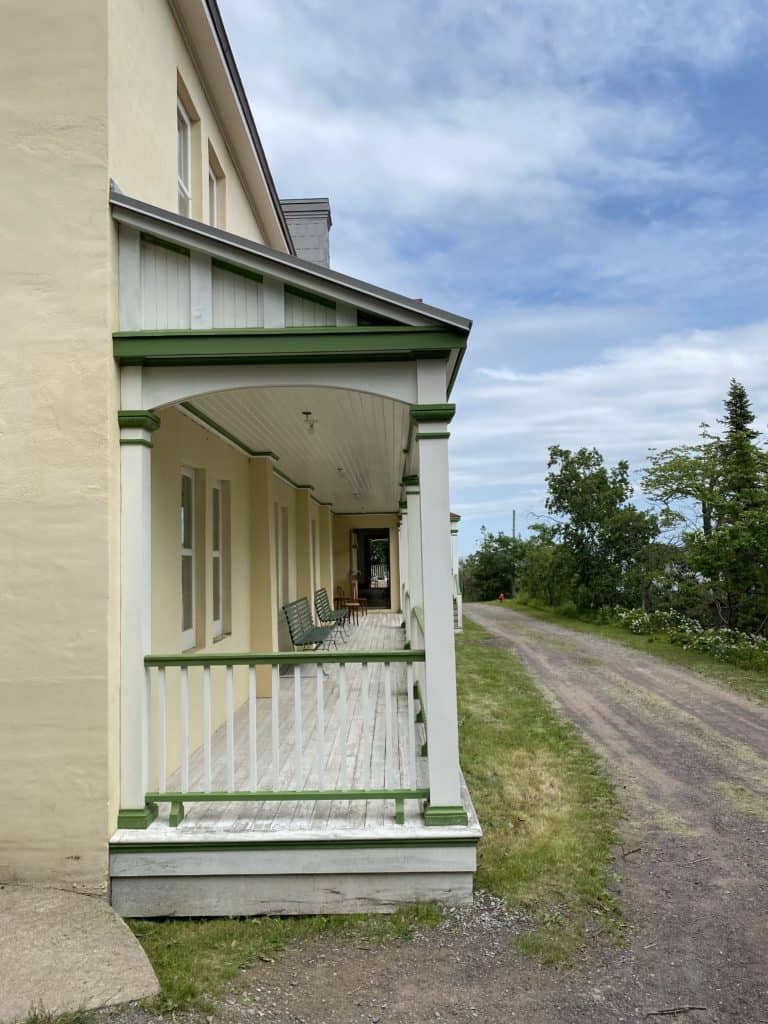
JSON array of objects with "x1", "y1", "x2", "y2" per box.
[{"x1": 145, "y1": 649, "x2": 426, "y2": 667}]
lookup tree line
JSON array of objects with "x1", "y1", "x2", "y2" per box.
[{"x1": 461, "y1": 380, "x2": 768, "y2": 637}]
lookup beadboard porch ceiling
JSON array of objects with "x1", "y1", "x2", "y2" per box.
[{"x1": 182, "y1": 385, "x2": 410, "y2": 513}]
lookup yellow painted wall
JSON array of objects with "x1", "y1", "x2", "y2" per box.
[
  {"x1": 107, "y1": 0, "x2": 267, "y2": 241},
  {"x1": 332, "y1": 515, "x2": 401, "y2": 612},
  {"x1": 0, "y1": 0, "x2": 115, "y2": 885},
  {"x1": 150, "y1": 408, "x2": 252, "y2": 773}
]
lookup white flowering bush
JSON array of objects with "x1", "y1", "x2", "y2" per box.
[{"x1": 613, "y1": 607, "x2": 768, "y2": 672}]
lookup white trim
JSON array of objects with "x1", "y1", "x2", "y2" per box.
[
  {"x1": 211, "y1": 480, "x2": 223, "y2": 638},
  {"x1": 181, "y1": 467, "x2": 196, "y2": 650},
  {"x1": 208, "y1": 166, "x2": 217, "y2": 227}
]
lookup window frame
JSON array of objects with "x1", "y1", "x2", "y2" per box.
[
  {"x1": 211, "y1": 480, "x2": 224, "y2": 638},
  {"x1": 177, "y1": 98, "x2": 192, "y2": 217},
  {"x1": 208, "y1": 166, "x2": 217, "y2": 227},
  {"x1": 181, "y1": 467, "x2": 196, "y2": 650}
]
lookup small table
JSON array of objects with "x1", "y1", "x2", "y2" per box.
[{"x1": 344, "y1": 601, "x2": 361, "y2": 626}]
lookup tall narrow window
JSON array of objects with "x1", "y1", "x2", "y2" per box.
[
  {"x1": 211, "y1": 481, "x2": 230, "y2": 638},
  {"x1": 208, "y1": 167, "x2": 217, "y2": 227},
  {"x1": 177, "y1": 99, "x2": 192, "y2": 216},
  {"x1": 181, "y1": 468, "x2": 196, "y2": 649}
]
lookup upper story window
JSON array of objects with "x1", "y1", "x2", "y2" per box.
[
  {"x1": 177, "y1": 98, "x2": 192, "y2": 217},
  {"x1": 208, "y1": 167, "x2": 217, "y2": 227},
  {"x1": 208, "y1": 143, "x2": 225, "y2": 229}
]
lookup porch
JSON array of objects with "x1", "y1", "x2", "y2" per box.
[
  {"x1": 110, "y1": 613, "x2": 480, "y2": 917},
  {"x1": 112, "y1": 190, "x2": 476, "y2": 915}
]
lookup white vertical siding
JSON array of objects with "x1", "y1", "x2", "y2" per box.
[
  {"x1": 212, "y1": 265, "x2": 264, "y2": 328},
  {"x1": 140, "y1": 240, "x2": 191, "y2": 329},
  {"x1": 284, "y1": 290, "x2": 336, "y2": 327}
]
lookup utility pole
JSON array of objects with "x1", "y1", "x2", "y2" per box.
[{"x1": 512, "y1": 509, "x2": 516, "y2": 539}]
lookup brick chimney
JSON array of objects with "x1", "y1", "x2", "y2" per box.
[{"x1": 280, "y1": 198, "x2": 332, "y2": 267}]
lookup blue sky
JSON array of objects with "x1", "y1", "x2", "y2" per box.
[{"x1": 220, "y1": 0, "x2": 768, "y2": 553}]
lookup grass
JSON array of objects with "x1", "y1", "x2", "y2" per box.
[
  {"x1": 502, "y1": 597, "x2": 768, "y2": 705},
  {"x1": 456, "y1": 617, "x2": 622, "y2": 963},
  {"x1": 127, "y1": 905, "x2": 440, "y2": 1011}
]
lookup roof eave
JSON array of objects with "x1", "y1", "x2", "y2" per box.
[{"x1": 110, "y1": 189, "x2": 473, "y2": 335}]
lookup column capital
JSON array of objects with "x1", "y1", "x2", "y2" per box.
[
  {"x1": 410, "y1": 403, "x2": 455, "y2": 424},
  {"x1": 118, "y1": 409, "x2": 161, "y2": 432}
]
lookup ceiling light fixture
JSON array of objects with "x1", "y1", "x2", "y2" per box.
[{"x1": 302, "y1": 410, "x2": 317, "y2": 433}]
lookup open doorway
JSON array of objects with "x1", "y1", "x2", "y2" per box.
[{"x1": 354, "y1": 528, "x2": 391, "y2": 609}]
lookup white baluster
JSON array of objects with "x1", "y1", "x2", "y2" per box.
[
  {"x1": 248, "y1": 664, "x2": 257, "y2": 790},
  {"x1": 406, "y1": 663, "x2": 417, "y2": 787},
  {"x1": 271, "y1": 664, "x2": 280, "y2": 790},
  {"x1": 339, "y1": 662, "x2": 349, "y2": 789},
  {"x1": 293, "y1": 665, "x2": 303, "y2": 790},
  {"x1": 316, "y1": 663, "x2": 325, "y2": 790},
  {"x1": 203, "y1": 665, "x2": 212, "y2": 792},
  {"x1": 362, "y1": 662, "x2": 371, "y2": 789},
  {"x1": 384, "y1": 662, "x2": 393, "y2": 789},
  {"x1": 143, "y1": 666, "x2": 151, "y2": 796},
  {"x1": 180, "y1": 666, "x2": 189, "y2": 792},
  {"x1": 157, "y1": 666, "x2": 167, "y2": 793},
  {"x1": 226, "y1": 664, "x2": 235, "y2": 792}
]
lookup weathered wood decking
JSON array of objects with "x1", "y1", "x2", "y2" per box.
[{"x1": 110, "y1": 613, "x2": 480, "y2": 916}]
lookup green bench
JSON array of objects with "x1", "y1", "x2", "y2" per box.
[
  {"x1": 314, "y1": 587, "x2": 349, "y2": 635},
  {"x1": 283, "y1": 597, "x2": 334, "y2": 650}
]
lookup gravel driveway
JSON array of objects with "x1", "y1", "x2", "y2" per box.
[{"x1": 104, "y1": 605, "x2": 767, "y2": 1024}]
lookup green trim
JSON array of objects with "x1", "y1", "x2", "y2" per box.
[
  {"x1": 410, "y1": 403, "x2": 456, "y2": 424},
  {"x1": 110, "y1": 836, "x2": 478, "y2": 853},
  {"x1": 423, "y1": 804, "x2": 469, "y2": 827},
  {"x1": 416, "y1": 431, "x2": 450, "y2": 440},
  {"x1": 145, "y1": 649, "x2": 426, "y2": 667},
  {"x1": 285, "y1": 283, "x2": 336, "y2": 310},
  {"x1": 117, "y1": 803, "x2": 158, "y2": 829},
  {"x1": 402, "y1": 420, "x2": 416, "y2": 456},
  {"x1": 169, "y1": 801, "x2": 185, "y2": 827},
  {"x1": 147, "y1": 788, "x2": 429, "y2": 805},
  {"x1": 401, "y1": 474, "x2": 419, "y2": 487},
  {"x1": 333, "y1": 511, "x2": 397, "y2": 517},
  {"x1": 311, "y1": 496, "x2": 334, "y2": 508},
  {"x1": 119, "y1": 438, "x2": 153, "y2": 448},
  {"x1": 141, "y1": 233, "x2": 189, "y2": 257},
  {"x1": 182, "y1": 402, "x2": 258, "y2": 457},
  {"x1": 212, "y1": 257, "x2": 263, "y2": 283},
  {"x1": 183, "y1": 404, "x2": 281, "y2": 465},
  {"x1": 113, "y1": 326, "x2": 466, "y2": 367},
  {"x1": 117, "y1": 410, "x2": 161, "y2": 432},
  {"x1": 398, "y1": 501, "x2": 407, "y2": 510},
  {"x1": 273, "y1": 466, "x2": 314, "y2": 491}
]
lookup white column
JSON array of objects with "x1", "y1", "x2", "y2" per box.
[
  {"x1": 118, "y1": 407, "x2": 159, "y2": 826},
  {"x1": 414, "y1": 407, "x2": 467, "y2": 825}
]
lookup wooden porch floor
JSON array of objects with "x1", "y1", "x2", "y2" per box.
[{"x1": 111, "y1": 612, "x2": 479, "y2": 845}]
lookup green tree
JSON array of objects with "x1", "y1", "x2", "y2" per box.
[
  {"x1": 460, "y1": 527, "x2": 528, "y2": 601},
  {"x1": 643, "y1": 380, "x2": 768, "y2": 632},
  {"x1": 545, "y1": 446, "x2": 659, "y2": 611}
]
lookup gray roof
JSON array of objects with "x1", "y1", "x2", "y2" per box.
[
  {"x1": 109, "y1": 188, "x2": 472, "y2": 333},
  {"x1": 203, "y1": 0, "x2": 295, "y2": 255}
]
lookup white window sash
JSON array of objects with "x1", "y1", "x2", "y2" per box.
[
  {"x1": 181, "y1": 468, "x2": 196, "y2": 650},
  {"x1": 212, "y1": 482, "x2": 223, "y2": 638},
  {"x1": 177, "y1": 99, "x2": 192, "y2": 216}
]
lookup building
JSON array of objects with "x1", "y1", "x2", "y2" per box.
[{"x1": 1, "y1": 0, "x2": 478, "y2": 915}]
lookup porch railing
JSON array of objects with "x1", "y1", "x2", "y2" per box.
[{"x1": 139, "y1": 650, "x2": 427, "y2": 827}]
